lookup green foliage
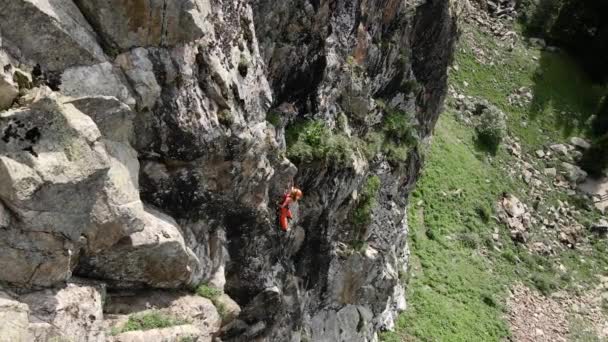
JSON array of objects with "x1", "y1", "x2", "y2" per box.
[
  {"x1": 569, "y1": 317, "x2": 602, "y2": 342},
  {"x1": 286, "y1": 120, "x2": 362, "y2": 165},
  {"x1": 531, "y1": 273, "x2": 558, "y2": 295},
  {"x1": 266, "y1": 111, "x2": 281, "y2": 127},
  {"x1": 362, "y1": 109, "x2": 418, "y2": 165},
  {"x1": 475, "y1": 105, "x2": 506, "y2": 153},
  {"x1": 351, "y1": 176, "x2": 381, "y2": 228},
  {"x1": 217, "y1": 110, "x2": 234, "y2": 127},
  {"x1": 114, "y1": 311, "x2": 187, "y2": 334},
  {"x1": 196, "y1": 284, "x2": 222, "y2": 300},
  {"x1": 238, "y1": 55, "x2": 249, "y2": 77}
]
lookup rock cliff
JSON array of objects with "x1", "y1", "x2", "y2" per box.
[{"x1": 0, "y1": 0, "x2": 456, "y2": 341}]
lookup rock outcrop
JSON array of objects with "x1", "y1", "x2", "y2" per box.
[{"x1": 0, "y1": 0, "x2": 456, "y2": 340}]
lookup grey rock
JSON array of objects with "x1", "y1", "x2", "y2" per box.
[
  {"x1": 60, "y1": 63, "x2": 136, "y2": 107},
  {"x1": 550, "y1": 144, "x2": 569, "y2": 156},
  {"x1": 561, "y1": 162, "x2": 588, "y2": 183},
  {"x1": 74, "y1": 0, "x2": 212, "y2": 51},
  {"x1": 0, "y1": 0, "x2": 107, "y2": 71},
  {"x1": 535, "y1": 149, "x2": 545, "y2": 158},
  {"x1": 66, "y1": 96, "x2": 136, "y2": 144},
  {"x1": 544, "y1": 167, "x2": 557, "y2": 177},
  {"x1": 78, "y1": 207, "x2": 199, "y2": 288},
  {"x1": 569, "y1": 137, "x2": 591, "y2": 150},
  {"x1": 591, "y1": 219, "x2": 608, "y2": 234},
  {"x1": 0, "y1": 95, "x2": 144, "y2": 286},
  {"x1": 214, "y1": 293, "x2": 241, "y2": 325},
  {"x1": 0, "y1": 73, "x2": 18, "y2": 110},
  {"x1": 0, "y1": 290, "x2": 31, "y2": 342},
  {"x1": 20, "y1": 282, "x2": 106, "y2": 342}
]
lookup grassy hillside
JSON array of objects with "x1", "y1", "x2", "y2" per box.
[{"x1": 381, "y1": 19, "x2": 607, "y2": 342}]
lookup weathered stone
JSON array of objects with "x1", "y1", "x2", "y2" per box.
[
  {"x1": 570, "y1": 137, "x2": 591, "y2": 150},
  {"x1": 20, "y1": 282, "x2": 106, "y2": 342},
  {"x1": 0, "y1": 95, "x2": 143, "y2": 286},
  {"x1": 0, "y1": 73, "x2": 18, "y2": 110},
  {"x1": 591, "y1": 219, "x2": 608, "y2": 234},
  {"x1": 77, "y1": 208, "x2": 199, "y2": 288},
  {"x1": 535, "y1": 149, "x2": 545, "y2": 158},
  {"x1": 0, "y1": 290, "x2": 31, "y2": 342},
  {"x1": 544, "y1": 167, "x2": 557, "y2": 177},
  {"x1": 214, "y1": 293, "x2": 241, "y2": 325},
  {"x1": 502, "y1": 194, "x2": 526, "y2": 218},
  {"x1": 561, "y1": 162, "x2": 588, "y2": 183},
  {"x1": 0, "y1": 0, "x2": 107, "y2": 71},
  {"x1": 550, "y1": 144, "x2": 569, "y2": 156},
  {"x1": 73, "y1": 0, "x2": 212, "y2": 51},
  {"x1": 60, "y1": 63, "x2": 136, "y2": 107},
  {"x1": 66, "y1": 96, "x2": 136, "y2": 144}
]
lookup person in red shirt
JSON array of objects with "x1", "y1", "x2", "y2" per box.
[{"x1": 278, "y1": 187, "x2": 303, "y2": 231}]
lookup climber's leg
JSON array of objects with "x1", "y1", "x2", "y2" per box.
[{"x1": 279, "y1": 207, "x2": 290, "y2": 231}]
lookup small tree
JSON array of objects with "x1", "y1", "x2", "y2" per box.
[{"x1": 476, "y1": 105, "x2": 507, "y2": 153}]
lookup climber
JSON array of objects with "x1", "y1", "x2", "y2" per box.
[{"x1": 278, "y1": 186, "x2": 303, "y2": 232}]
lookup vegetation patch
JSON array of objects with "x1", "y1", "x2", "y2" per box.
[
  {"x1": 286, "y1": 120, "x2": 363, "y2": 165},
  {"x1": 112, "y1": 311, "x2": 187, "y2": 335},
  {"x1": 382, "y1": 19, "x2": 607, "y2": 341},
  {"x1": 196, "y1": 284, "x2": 222, "y2": 301},
  {"x1": 350, "y1": 175, "x2": 381, "y2": 238}
]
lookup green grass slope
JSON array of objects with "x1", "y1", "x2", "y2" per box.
[{"x1": 381, "y1": 20, "x2": 606, "y2": 342}]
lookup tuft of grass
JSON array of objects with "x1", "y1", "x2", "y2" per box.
[
  {"x1": 266, "y1": 111, "x2": 282, "y2": 127},
  {"x1": 113, "y1": 311, "x2": 187, "y2": 335},
  {"x1": 286, "y1": 120, "x2": 363, "y2": 165},
  {"x1": 196, "y1": 284, "x2": 222, "y2": 301},
  {"x1": 217, "y1": 110, "x2": 234, "y2": 127}
]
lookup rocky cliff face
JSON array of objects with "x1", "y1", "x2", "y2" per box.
[{"x1": 0, "y1": 0, "x2": 456, "y2": 341}]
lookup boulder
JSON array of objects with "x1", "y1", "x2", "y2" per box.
[
  {"x1": 591, "y1": 219, "x2": 608, "y2": 234},
  {"x1": 214, "y1": 293, "x2": 241, "y2": 325},
  {"x1": 115, "y1": 49, "x2": 162, "y2": 111},
  {"x1": 73, "y1": 0, "x2": 212, "y2": 51},
  {"x1": 550, "y1": 144, "x2": 569, "y2": 156},
  {"x1": 535, "y1": 149, "x2": 545, "y2": 158},
  {"x1": 561, "y1": 162, "x2": 588, "y2": 183},
  {"x1": 0, "y1": 291, "x2": 31, "y2": 342},
  {"x1": 77, "y1": 208, "x2": 200, "y2": 288},
  {"x1": 66, "y1": 96, "x2": 136, "y2": 144},
  {"x1": 569, "y1": 137, "x2": 591, "y2": 150},
  {"x1": 0, "y1": 73, "x2": 18, "y2": 110},
  {"x1": 501, "y1": 194, "x2": 525, "y2": 218},
  {"x1": 0, "y1": 95, "x2": 144, "y2": 286},
  {"x1": 0, "y1": 0, "x2": 107, "y2": 71},
  {"x1": 60, "y1": 63, "x2": 136, "y2": 107},
  {"x1": 20, "y1": 282, "x2": 106, "y2": 342},
  {"x1": 544, "y1": 167, "x2": 557, "y2": 177}
]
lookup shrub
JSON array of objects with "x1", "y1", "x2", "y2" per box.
[
  {"x1": 238, "y1": 55, "x2": 249, "y2": 77},
  {"x1": 458, "y1": 233, "x2": 480, "y2": 249},
  {"x1": 266, "y1": 111, "x2": 281, "y2": 127},
  {"x1": 217, "y1": 110, "x2": 234, "y2": 126},
  {"x1": 351, "y1": 176, "x2": 381, "y2": 228},
  {"x1": 475, "y1": 105, "x2": 506, "y2": 153},
  {"x1": 286, "y1": 120, "x2": 361, "y2": 165},
  {"x1": 531, "y1": 273, "x2": 558, "y2": 295},
  {"x1": 196, "y1": 284, "x2": 222, "y2": 300},
  {"x1": 114, "y1": 311, "x2": 187, "y2": 334}
]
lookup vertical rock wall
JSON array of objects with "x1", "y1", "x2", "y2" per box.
[{"x1": 0, "y1": 0, "x2": 456, "y2": 340}]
